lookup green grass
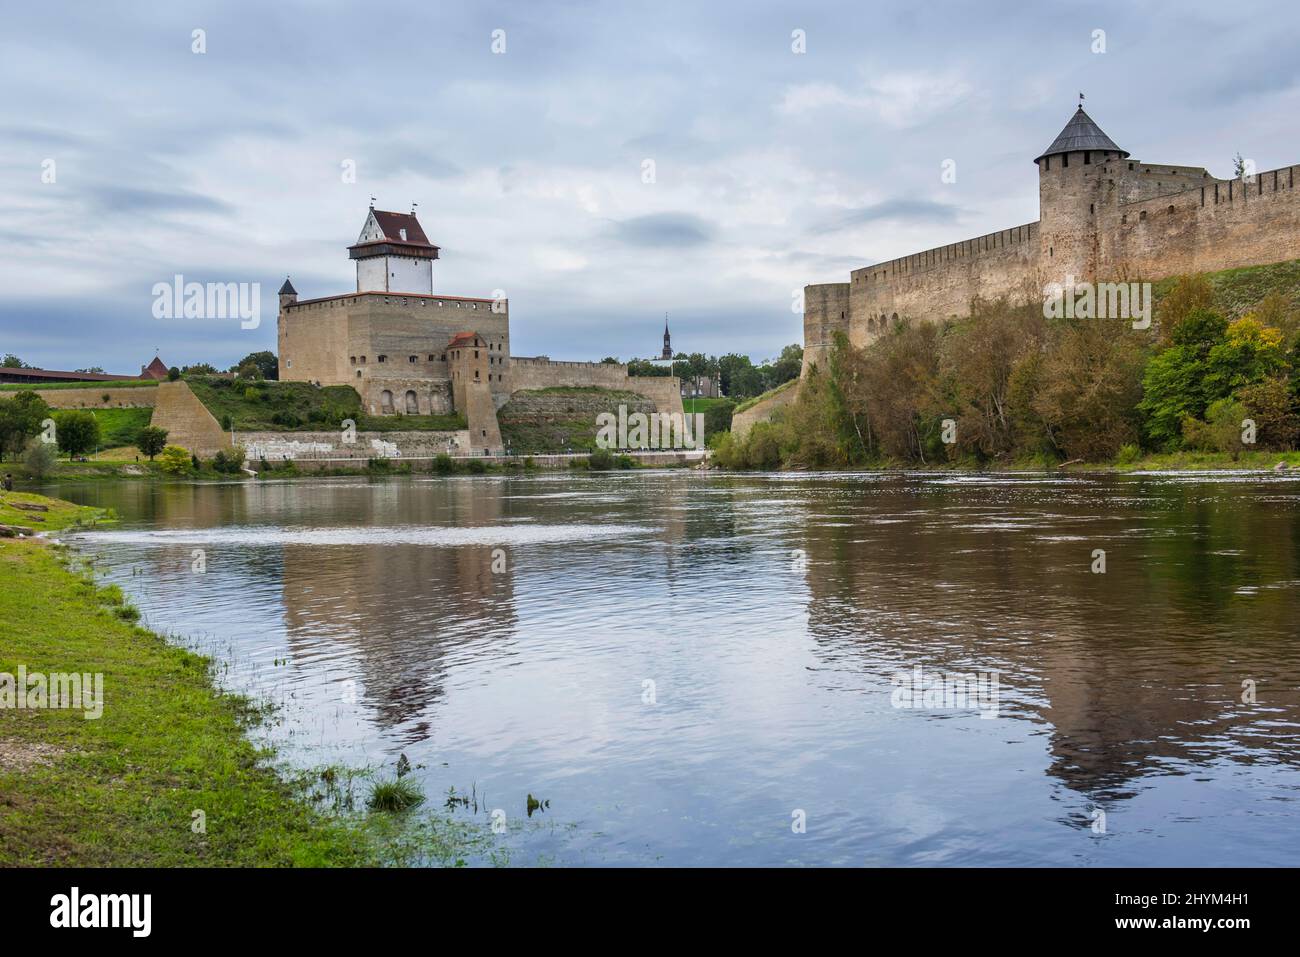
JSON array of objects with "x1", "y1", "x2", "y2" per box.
[
  {"x1": 733, "y1": 378, "x2": 797, "y2": 414},
  {"x1": 0, "y1": 491, "x2": 109, "y2": 532},
  {"x1": 1153, "y1": 257, "x2": 1300, "y2": 319},
  {"x1": 367, "y1": 777, "x2": 426, "y2": 812},
  {"x1": 187, "y1": 376, "x2": 465, "y2": 433},
  {"x1": 682, "y1": 397, "x2": 729, "y2": 414},
  {"x1": 0, "y1": 379, "x2": 158, "y2": 392},
  {"x1": 186, "y1": 376, "x2": 362, "y2": 432},
  {"x1": 0, "y1": 514, "x2": 365, "y2": 864},
  {"x1": 0, "y1": 493, "x2": 507, "y2": 866},
  {"x1": 86, "y1": 407, "x2": 153, "y2": 448}
]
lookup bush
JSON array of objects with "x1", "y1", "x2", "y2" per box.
[
  {"x1": 167, "y1": 367, "x2": 181, "y2": 381},
  {"x1": 587, "y1": 448, "x2": 614, "y2": 470},
  {"x1": 210, "y1": 446, "x2": 246, "y2": 474},
  {"x1": 433, "y1": 453, "x2": 455, "y2": 474},
  {"x1": 158, "y1": 445, "x2": 193, "y2": 475},
  {"x1": 703, "y1": 399, "x2": 736, "y2": 438},
  {"x1": 22, "y1": 439, "x2": 57, "y2": 478},
  {"x1": 1116, "y1": 443, "x2": 1141, "y2": 465},
  {"x1": 466, "y1": 458, "x2": 487, "y2": 474},
  {"x1": 1182, "y1": 398, "x2": 1249, "y2": 453},
  {"x1": 270, "y1": 410, "x2": 302, "y2": 428}
]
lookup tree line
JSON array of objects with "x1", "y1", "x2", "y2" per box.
[
  {"x1": 716, "y1": 276, "x2": 1300, "y2": 469},
  {"x1": 603, "y1": 345, "x2": 803, "y2": 399}
]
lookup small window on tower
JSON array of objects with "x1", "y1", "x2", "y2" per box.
[
  {"x1": 378, "y1": 355, "x2": 387, "y2": 363},
  {"x1": 409, "y1": 356, "x2": 417, "y2": 363}
]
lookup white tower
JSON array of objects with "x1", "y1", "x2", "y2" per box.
[{"x1": 349, "y1": 205, "x2": 440, "y2": 294}]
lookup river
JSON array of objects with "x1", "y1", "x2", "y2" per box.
[{"x1": 48, "y1": 469, "x2": 1300, "y2": 866}]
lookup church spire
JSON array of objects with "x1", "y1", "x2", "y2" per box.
[{"x1": 661, "y1": 313, "x2": 672, "y2": 360}]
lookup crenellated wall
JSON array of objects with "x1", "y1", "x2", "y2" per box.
[
  {"x1": 802, "y1": 150, "x2": 1300, "y2": 378},
  {"x1": 1104, "y1": 165, "x2": 1300, "y2": 277}
]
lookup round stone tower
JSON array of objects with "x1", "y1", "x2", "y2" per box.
[{"x1": 1035, "y1": 106, "x2": 1129, "y2": 284}]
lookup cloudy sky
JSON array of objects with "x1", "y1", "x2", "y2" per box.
[{"x1": 2, "y1": 0, "x2": 1298, "y2": 373}]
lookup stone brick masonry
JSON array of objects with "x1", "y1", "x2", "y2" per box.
[{"x1": 802, "y1": 108, "x2": 1300, "y2": 374}]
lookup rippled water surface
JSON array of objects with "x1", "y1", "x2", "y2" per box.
[{"x1": 50, "y1": 470, "x2": 1300, "y2": 866}]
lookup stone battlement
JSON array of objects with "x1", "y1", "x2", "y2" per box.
[{"x1": 802, "y1": 108, "x2": 1300, "y2": 374}]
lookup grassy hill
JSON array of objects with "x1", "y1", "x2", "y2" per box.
[
  {"x1": 1153, "y1": 257, "x2": 1300, "y2": 319},
  {"x1": 185, "y1": 376, "x2": 463, "y2": 432}
]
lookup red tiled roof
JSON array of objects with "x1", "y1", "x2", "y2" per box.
[
  {"x1": 141, "y1": 357, "x2": 169, "y2": 379},
  {"x1": 371, "y1": 209, "x2": 433, "y2": 246},
  {"x1": 0, "y1": 367, "x2": 139, "y2": 382}
]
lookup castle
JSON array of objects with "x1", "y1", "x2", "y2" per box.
[
  {"x1": 802, "y1": 106, "x2": 1300, "y2": 373},
  {"x1": 278, "y1": 206, "x2": 682, "y2": 454}
]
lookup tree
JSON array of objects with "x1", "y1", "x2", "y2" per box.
[
  {"x1": 626, "y1": 358, "x2": 670, "y2": 377},
  {"x1": 136, "y1": 425, "x2": 169, "y2": 460},
  {"x1": 183, "y1": 362, "x2": 218, "y2": 375},
  {"x1": 1156, "y1": 275, "x2": 1215, "y2": 343},
  {"x1": 1032, "y1": 320, "x2": 1147, "y2": 461},
  {"x1": 53, "y1": 410, "x2": 100, "y2": 459},
  {"x1": 938, "y1": 299, "x2": 1046, "y2": 461},
  {"x1": 231, "y1": 350, "x2": 278, "y2": 381},
  {"x1": 768, "y1": 343, "x2": 803, "y2": 386},
  {"x1": 0, "y1": 400, "x2": 29, "y2": 460},
  {"x1": 1237, "y1": 376, "x2": 1300, "y2": 450},
  {"x1": 1139, "y1": 308, "x2": 1230, "y2": 447},
  {"x1": 702, "y1": 399, "x2": 736, "y2": 439},
  {"x1": 1, "y1": 354, "x2": 27, "y2": 368},
  {"x1": 0, "y1": 392, "x2": 48, "y2": 460}
]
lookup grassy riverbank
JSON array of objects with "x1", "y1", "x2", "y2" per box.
[{"x1": 0, "y1": 493, "x2": 489, "y2": 866}]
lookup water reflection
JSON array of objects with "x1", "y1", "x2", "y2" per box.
[{"x1": 51, "y1": 470, "x2": 1300, "y2": 866}]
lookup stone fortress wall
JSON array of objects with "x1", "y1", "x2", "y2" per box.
[{"x1": 801, "y1": 108, "x2": 1300, "y2": 375}]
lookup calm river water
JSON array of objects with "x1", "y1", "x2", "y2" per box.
[{"x1": 49, "y1": 470, "x2": 1300, "y2": 866}]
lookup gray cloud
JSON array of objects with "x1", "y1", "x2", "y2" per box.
[
  {"x1": 87, "y1": 186, "x2": 235, "y2": 217},
  {"x1": 1, "y1": 0, "x2": 1296, "y2": 372},
  {"x1": 607, "y1": 213, "x2": 715, "y2": 248},
  {"x1": 816, "y1": 199, "x2": 962, "y2": 233}
]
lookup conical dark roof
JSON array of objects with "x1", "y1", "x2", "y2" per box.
[
  {"x1": 278, "y1": 277, "x2": 297, "y2": 295},
  {"x1": 1034, "y1": 107, "x2": 1128, "y2": 164}
]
